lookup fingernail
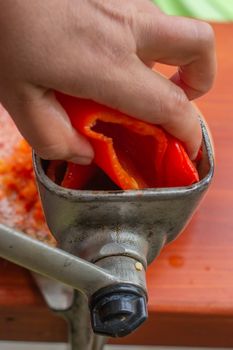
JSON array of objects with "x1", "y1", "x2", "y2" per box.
[
  {"x1": 69, "y1": 156, "x2": 93, "y2": 165},
  {"x1": 73, "y1": 133, "x2": 95, "y2": 160}
]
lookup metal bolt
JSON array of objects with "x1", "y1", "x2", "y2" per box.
[{"x1": 135, "y1": 262, "x2": 143, "y2": 271}]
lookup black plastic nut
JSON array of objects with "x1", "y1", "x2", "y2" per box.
[{"x1": 89, "y1": 284, "x2": 148, "y2": 337}]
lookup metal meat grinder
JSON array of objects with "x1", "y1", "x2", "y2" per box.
[{"x1": 0, "y1": 119, "x2": 214, "y2": 350}]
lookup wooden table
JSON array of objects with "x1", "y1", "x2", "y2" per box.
[{"x1": 0, "y1": 23, "x2": 233, "y2": 347}]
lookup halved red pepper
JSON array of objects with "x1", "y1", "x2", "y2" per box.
[{"x1": 47, "y1": 92, "x2": 199, "y2": 190}]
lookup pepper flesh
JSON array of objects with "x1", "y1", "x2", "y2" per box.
[{"x1": 49, "y1": 92, "x2": 199, "y2": 190}]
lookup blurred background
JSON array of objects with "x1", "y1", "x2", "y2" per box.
[{"x1": 154, "y1": 0, "x2": 233, "y2": 21}]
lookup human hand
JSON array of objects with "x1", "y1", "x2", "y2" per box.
[{"x1": 0, "y1": 0, "x2": 216, "y2": 163}]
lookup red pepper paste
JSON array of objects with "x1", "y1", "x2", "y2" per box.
[{"x1": 0, "y1": 106, "x2": 54, "y2": 245}]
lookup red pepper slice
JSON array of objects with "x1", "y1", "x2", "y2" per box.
[
  {"x1": 46, "y1": 160, "x2": 97, "y2": 189},
  {"x1": 163, "y1": 136, "x2": 199, "y2": 187},
  {"x1": 62, "y1": 163, "x2": 97, "y2": 189},
  {"x1": 48, "y1": 92, "x2": 199, "y2": 190}
]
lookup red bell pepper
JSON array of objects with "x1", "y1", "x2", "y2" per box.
[{"x1": 47, "y1": 92, "x2": 200, "y2": 190}]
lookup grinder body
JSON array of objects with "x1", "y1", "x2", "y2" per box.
[{"x1": 33, "y1": 119, "x2": 214, "y2": 338}]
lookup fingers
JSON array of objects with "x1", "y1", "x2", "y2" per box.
[
  {"x1": 135, "y1": 13, "x2": 216, "y2": 100},
  {"x1": 2, "y1": 90, "x2": 94, "y2": 164},
  {"x1": 95, "y1": 57, "x2": 201, "y2": 160}
]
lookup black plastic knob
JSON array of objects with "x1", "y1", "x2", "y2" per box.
[{"x1": 89, "y1": 284, "x2": 148, "y2": 337}]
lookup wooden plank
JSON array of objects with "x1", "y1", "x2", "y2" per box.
[{"x1": 0, "y1": 23, "x2": 233, "y2": 346}]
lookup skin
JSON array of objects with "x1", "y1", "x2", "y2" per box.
[{"x1": 0, "y1": 0, "x2": 216, "y2": 164}]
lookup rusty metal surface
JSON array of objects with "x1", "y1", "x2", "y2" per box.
[{"x1": 34, "y1": 120, "x2": 213, "y2": 268}]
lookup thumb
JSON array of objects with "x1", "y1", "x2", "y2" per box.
[{"x1": 2, "y1": 90, "x2": 94, "y2": 164}]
